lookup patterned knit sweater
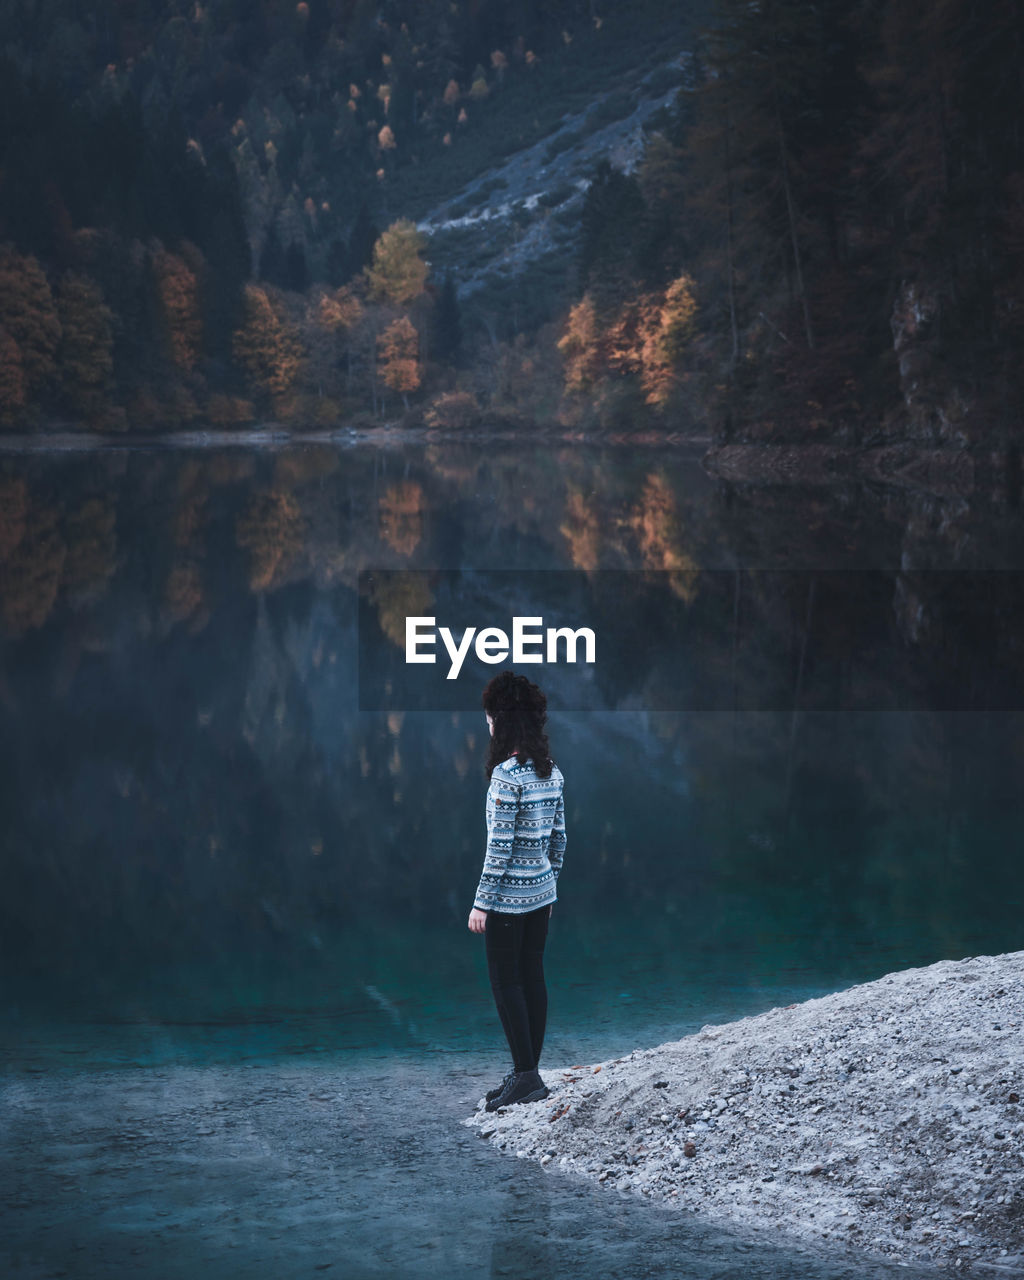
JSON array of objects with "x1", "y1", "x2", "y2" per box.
[{"x1": 473, "y1": 755, "x2": 566, "y2": 914}]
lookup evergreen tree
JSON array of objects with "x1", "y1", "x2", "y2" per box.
[
  {"x1": 578, "y1": 159, "x2": 646, "y2": 315},
  {"x1": 286, "y1": 240, "x2": 308, "y2": 293},
  {"x1": 347, "y1": 203, "x2": 379, "y2": 279},
  {"x1": 259, "y1": 225, "x2": 287, "y2": 288},
  {"x1": 200, "y1": 144, "x2": 251, "y2": 368},
  {"x1": 326, "y1": 237, "x2": 349, "y2": 288},
  {"x1": 431, "y1": 272, "x2": 463, "y2": 363}
]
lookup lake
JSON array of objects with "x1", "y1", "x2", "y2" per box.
[{"x1": 1, "y1": 435, "x2": 1021, "y2": 1277}]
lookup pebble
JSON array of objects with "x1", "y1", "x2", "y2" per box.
[{"x1": 464, "y1": 950, "x2": 1024, "y2": 1275}]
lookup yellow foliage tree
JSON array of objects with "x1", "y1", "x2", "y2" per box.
[
  {"x1": 365, "y1": 219, "x2": 429, "y2": 305},
  {"x1": 560, "y1": 274, "x2": 697, "y2": 410},
  {"x1": 638, "y1": 274, "x2": 697, "y2": 408},
  {"x1": 557, "y1": 294, "x2": 600, "y2": 392},
  {"x1": 317, "y1": 286, "x2": 363, "y2": 334},
  {"x1": 232, "y1": 283, "x2": 304, "y2": 400},
  {"x1": 605, "y1": 298, "x2": 646, "y2": 379}
]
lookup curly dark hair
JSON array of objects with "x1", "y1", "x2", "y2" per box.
[{"x1": 482, "y1": 669, "x2": 554, "y2": 780}]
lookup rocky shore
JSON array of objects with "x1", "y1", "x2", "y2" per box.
[
  {"x1": 465, "y1": 951, "x2": 1024, "y2": 1275},
  {"x1": 699, "y1": 442, "x2": 983, "y2": 498}
]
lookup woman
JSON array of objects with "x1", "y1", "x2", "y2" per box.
[{"x1": 467, "y1": 669, "x2": 566, "y2": 1112}]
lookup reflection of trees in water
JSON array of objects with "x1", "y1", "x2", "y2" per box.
[
  {"x1": 0, "y1": 442, "x2": 701, "y2": 645},
  {"x1": 560, "y1": 484, "x2": 601, "y2": 570},
  {"x1": 1, "y1": 448, "x2": 1023, "y2": 992},
  {"x1": 0, "y1": 494, "x2": 66, "y2": 632},
  {"x1": 378, "y1": 479, "x2": 425, "y2": 556},
  {"x1": 647, "y1": 702, "x2": 1024, "y2": 970},
  {"x1": 236, "y1": 488, "x2": 306, "y2": 592},
  {"x1": 629, "y1": 471, "x2": 698, "y2": 601},
  {"x1": 369, "y1": 571, "x2": 433, "y2": 649}
]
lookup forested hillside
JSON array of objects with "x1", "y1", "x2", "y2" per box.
[{"x1": 0, "y1": 0, "x2": 1020, "y2": 442}]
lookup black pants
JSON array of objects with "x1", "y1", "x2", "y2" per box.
[{"x1": 484, "y1": 904, "x2": 550, "y2": 1073}]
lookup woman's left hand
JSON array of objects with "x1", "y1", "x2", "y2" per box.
[{"x1": 468, "y1": 907, "x2": 487, "y2": 933}]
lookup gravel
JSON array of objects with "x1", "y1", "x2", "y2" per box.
[{"x1": 464, "y1": 950, "x2": 1024, "y2": 1275}]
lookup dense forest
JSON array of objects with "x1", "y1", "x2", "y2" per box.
[{"x1": 0, "y1": 0, "x2": 1021, "y2": 441}]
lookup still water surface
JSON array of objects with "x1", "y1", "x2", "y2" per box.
[{"x1": 2, "y1": 438, "x2": 1022, "y2": 1277}]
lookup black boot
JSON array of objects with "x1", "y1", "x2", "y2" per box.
[
  {"x1": 485, "y1": 1069, "x2": 515, "y2": 1104},
  {"x1": 485, "y1": 1068, "x2": 550, "y2": 1112}
]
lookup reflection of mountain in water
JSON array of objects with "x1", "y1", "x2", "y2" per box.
[{"x1": 1, "y1": 441, "x2": 1022, "y2": 1015}]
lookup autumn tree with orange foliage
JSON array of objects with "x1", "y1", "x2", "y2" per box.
[
  {"x1": 152, "y1": 246, "x2": 203, "y2": 372},
  {"x1": 377, "y1": 316, "x2": 421, "y2": 410},
  {"x1": 556, "y1": 295, "x2": 600, "y2": 394},
  {"x1": 638, "y1": 275, "x2": 698, "y2": 407},
  {"x1": 559, "y1": 275, "x2": 697, "y2": 412},
  {"x1": 232, "y1": 284, "x2": 305, "y2": 404},
  {"x1": 306, "y1": 284, "x2": 364, "y2": 401}
]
